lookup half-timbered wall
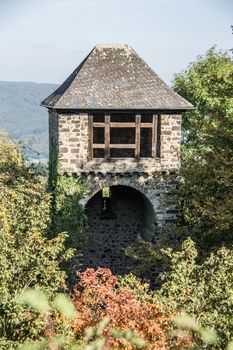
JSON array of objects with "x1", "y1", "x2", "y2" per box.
[
  {"x1": 88, "y1": 113, "x2": 160, "y2": 160},
  {"x1": 50, "y1": 111, "x2": 181, "y2": 175}
]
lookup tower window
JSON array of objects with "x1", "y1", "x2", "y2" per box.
[{"x1": 88, "y1": 113, "x2": 160, "y2": 159}]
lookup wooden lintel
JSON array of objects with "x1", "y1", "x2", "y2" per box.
[{"x1": 135, "y1": 114, "x2": 141, "y2": 159}]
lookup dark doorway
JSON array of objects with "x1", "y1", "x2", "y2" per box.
[{"x1": 82, "y1": 185, "x2": 155, "y2": 275}]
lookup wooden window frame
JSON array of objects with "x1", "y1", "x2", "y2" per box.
[{"x1": 88, "y1": 114, "x2": 160, "y2": 160}]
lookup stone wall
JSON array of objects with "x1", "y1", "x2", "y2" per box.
[
  {"x1": 82, "y1": 186, "x2": 154, "y2": 275},
  {"x1": 49, "y1": 111, "x2": 182, "y2": 175},
  {"x1": 80, "y1": 177, "x2": 178, "y2": 277},
  {"x1": 80, "y1": 172, "x2": 178, "y2": 229},
  {"x1": 49, "y1": 110, "x2": 180, "y2": 277},
  {"x1": 160, "y1": 114, "x2": 182, "y2": 170},
  {"x1": 48, "y1": 111, "x2": 181, "y2": 227},
  {"x1": 56, "y1": 112, "x2": 89, "y2": 173}
]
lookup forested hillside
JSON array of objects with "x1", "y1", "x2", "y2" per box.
[{"x1": 0, "y1": 81, "x2": 57, "y2": 160}]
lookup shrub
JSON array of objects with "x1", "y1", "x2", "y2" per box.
[
  {"x1": 159, "y1": 238, "x2": 233, "y2": 349},
  {"x1": 72, "y1": 268, "x2": 172, "y2": 350},
  {"x1": 53, "y1": 174, "x2": 88, "y2": 250},
  {"x1": 17, "y1": 288, "x2": 146, "y2": 350},
  {"x1": 52, "y1": 174, "x2": 89, "y2": 286}
]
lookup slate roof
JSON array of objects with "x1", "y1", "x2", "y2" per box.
[{"x1": 41, "y1": 44, "x2": 193, "y2": 110}]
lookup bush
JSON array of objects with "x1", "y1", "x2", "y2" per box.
[
  {"x1": 17, "y1": 288, "x2": 147, "y2": 350},
  {"x1": 72, "y1": 268, "x2": 175, "y2": 350},
  {"x1": 52, "y1": 174, "x2": 89, "y2": 285},
  {"x1": 159, "y1": 238, "x2": 233, "y2": 349}
]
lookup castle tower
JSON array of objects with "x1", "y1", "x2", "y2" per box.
[{"x1": 41, "y1": 44, "x2": 192, "y2": 275}]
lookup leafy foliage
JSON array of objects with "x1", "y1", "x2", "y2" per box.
[
  {"x1": 159, "y1": 238, "x2": 233, "y2": 349},
  {"x1": 0, "y1": 47, "x2": 232, "y2": 350},
  {"x1": 29, "y1": 161, "x2": 48, "y2": 177},
  {"x1": 173, "y1": 47, "x2": 233, "y2": 248},
  {"x1": 173, "y1": 47, "x2": 233, "y2": 152},
  {"x1": 52, "y1": 174, "x2": 89, "y2": 285},
  {"x1": 72, "y1": 268, "x2": 174, "y2": 350},
  {"x1": 17, "y1": 288, "x2": 146, "y2": 350},
  {"x1": 53, "y1": 174, "x2": 88, "y2": 248},
  {"x1": 0, "y1": 137, "x2": 72, "y2": 345}
]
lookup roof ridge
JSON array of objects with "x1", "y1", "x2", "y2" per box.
[{"x1": 95, "y1": 44, "x2": 130, "y2": 49}]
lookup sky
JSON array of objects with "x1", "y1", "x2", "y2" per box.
[{"x1": 0, "y1": 0, "x2": 232, "y2": 85}]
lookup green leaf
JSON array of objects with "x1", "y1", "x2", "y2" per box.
[
  {"x1": 17, "y1": 288, "x2": 50, "y2": 314},
  {"x1": 227, "y1": 341, "x2": 233, "y2": 350},
  {"x1": 172, "y1": 313, "x2": 199, "y2": 331},
  {"x1": 95, "y1": 317, "x2": 109, "y2": 336},
  {"x1": 20, "y1": 340, "x2": 47, "y2": 350},
  {"x1": 199, "y1": 327, "x2": 218, "y2": 344},
  {"x1": 53, "y1": 294, "x2": 76, "y2": 320}
]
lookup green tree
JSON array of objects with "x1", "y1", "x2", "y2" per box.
[
  {"x1": 0, "y1": 136, "x2": 72, "y2": 346},
  {"x1": 172, "y1": 47, "x2": 233, "y2": 249},
  {"x1": 173, "y1": 47, "x2": 233, "y2": 152}
]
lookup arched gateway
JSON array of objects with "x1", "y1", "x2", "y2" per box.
[
  {"x1": 41, "y1": 44, "x2": 193, "y2": 275},
  {"x1": 83, "y1": 185, "x2": 155, "y2": 274}
]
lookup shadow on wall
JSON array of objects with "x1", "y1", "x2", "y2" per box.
[{"x1": 82, "y1": 185, "x2": 155, "y2": 275}]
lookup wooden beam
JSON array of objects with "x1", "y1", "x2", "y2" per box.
[
  {"x1": 93, "y1": 144, "x2": 105, "y2": 148},
  {"x1": 93, "y1": 122, "x2": 152, "y2": 128},
  {"x1": 110, "y1": 122, "x2": 135, "y2": 128},
  {"x1": 152, "y1": 114, "x2": 158, "y2": 158},
  {"x1": 88, "y1": 115, "x2": 93, "y2": 159},
  {"x1": 110, "y1": 144, "x2": 136, "y2": 149},
  {"x1": 93, "y1": 144, "x2": 136, "y2": 149},
  {"x1": 157, "y1": 114, "x2": 161, "y2": 158},
  {"x1": 93, "y1": 122, "x2": 105, "y2": 128},
  {"x1": 141, "y1": 123, "x2": 153, "y2": 128},
  {"x1": 135, "y1": 114, "x2": 141, "y2": 159},
  {"x1": 105, "y1": 115, "x2": 110, "y2": 159}
]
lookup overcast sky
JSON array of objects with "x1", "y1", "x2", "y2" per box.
[{"x1": 0, "y1": 0, "x2": 232, "y2": 85}]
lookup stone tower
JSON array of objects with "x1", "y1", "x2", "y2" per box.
[{"x1": 41, "y1": 44, "x2": 193, "y2": 275}]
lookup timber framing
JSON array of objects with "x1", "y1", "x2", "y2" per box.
[{"x1": 89, "y1": 113, "x2": 160, "y2": 160}]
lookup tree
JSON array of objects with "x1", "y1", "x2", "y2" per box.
[
  {"x1": 173, "y1": 47, "x2": 232, "y2": 153},
  {"x1": 172, "y1": 47, "x2": 233, "y2": 249},
  {"x1": 0, "y1": 136, "x2": 72, "y2": 346}
]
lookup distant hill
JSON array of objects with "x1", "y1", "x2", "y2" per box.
[{"x1": 0, "y1": 81, "x2": 58, "y2": 160}]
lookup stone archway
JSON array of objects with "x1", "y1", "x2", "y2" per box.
[
  {"x1": 81, "y1": 185, "x2": 156, "y2": 275},
  {"x1": 80, "y1": 176, "x2": 160, "y2": 223}
]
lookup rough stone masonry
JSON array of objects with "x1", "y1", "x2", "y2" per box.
[{"x1": 42, "y1": 44, "x2": 193, "y2": 274}]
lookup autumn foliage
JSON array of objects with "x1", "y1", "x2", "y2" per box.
[{"x1": 72, "y1": 268, "x2": 169, "y2": 349}]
